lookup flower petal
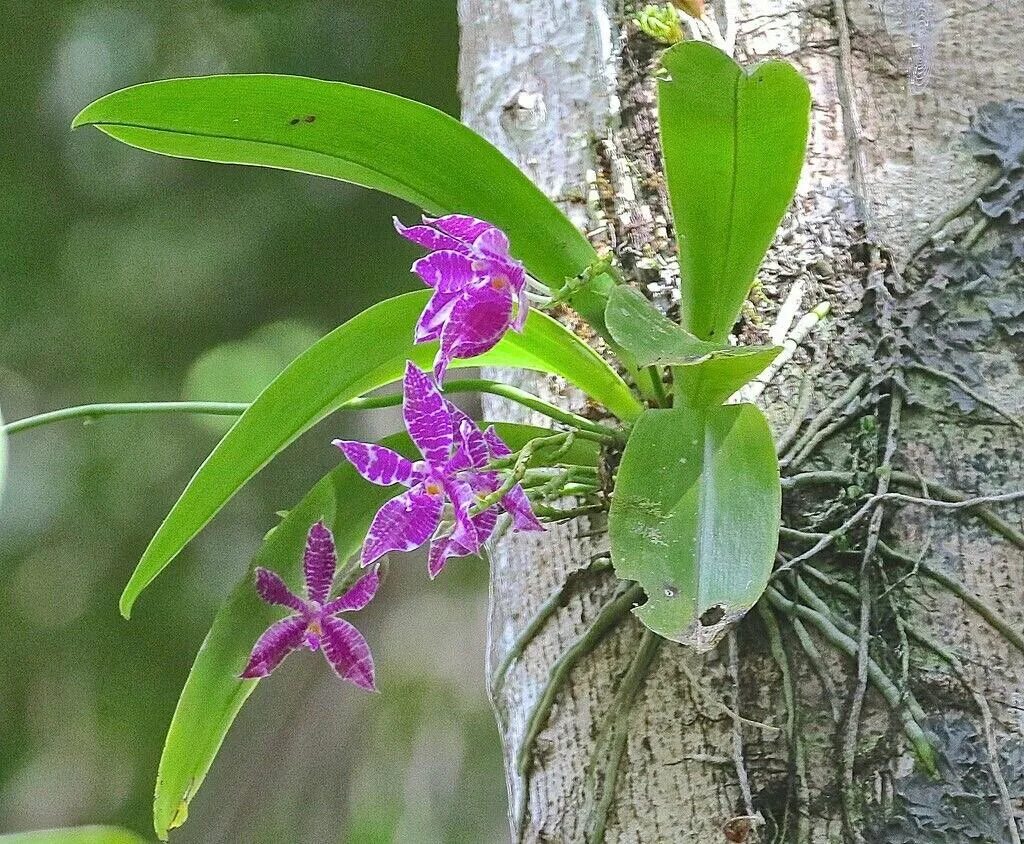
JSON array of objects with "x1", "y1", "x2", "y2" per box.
[
  {"x1": 444, "y1": 478, "x2": 479, "y2": 552},
  {"x1": 452, "y1": 416, "x2": 490, "y2": 469},
  {"x1": 411, "y1": 250, "x2": 481, "y2": 293},
  {"x1": 472, "y1": 226, "x2": 511, "y2": 261},
  {"x1": 393, "y1": 216, "x2": 467, "y2": 253},
  {"x1": 426, "y1": 213, "x2": 494, "y2": 245},
  {"x1": 254, "y1": 567, "x2": 305, "y2": 612},
  {"x1": 512, "y1": 283, "x2": 529, "y2": 332},
  {"x1": 240, "y1": 615, "x2": 308, "y2": 679},
  {"x1": 503, "y1": 483, "x2": 545, "y2": 532},
  {"x1": 303, "y1": 521, "x2": 338, "y2": 604},
  {"x1": 434, "y1": 286, "x2": 513, "y2": 383},
  {"x1": 415, "y1": 288, "x2": 460, "y2": 342},
  {"x1": 320, "y1": 616, "x2": 376, "y2": 691},
  {"x1": 483, "y1": 426, "x2": 512, "y2": 458},
  {"x1": 333, "y1": 441, "x2": 416, "y2": 487},
  {"x1": 323, "y1": 566, "x2": 380, "y2": 614},
  {"x1": 403, "y1": 362, "x2": 454, "y2": 464},
  {"x1": 427, "y1": 506, "x2": 497, "y2": 579},
  {"x1": 426, "y1": 536, "x2": 460, "y2": 579},
  {"x1": 361, "y1": 486, "x2": 444, "y2": 564}
]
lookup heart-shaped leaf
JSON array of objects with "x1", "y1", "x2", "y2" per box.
[
  {"x1": 120, "y1": 291, "x2": 639, "y2": 617},
  {"x1": 608, "y1": 403, "x2": 780, "y2": 648},
  {"x1": 605, "y1": 285, "x2": 780, "y2": 406},
  {"x1": 72, "y1": 75, "x2": 613, "y2": 333},
  {"x1": 153, "y1": 423, "x2": 596, "y2": 840},
  {"x1": 660, "y1": 42, "x2": 810, "y2": 341}
]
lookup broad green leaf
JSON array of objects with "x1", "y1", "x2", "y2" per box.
[
  {"x1": 605, "y1": 285, "x2": 780, "y2": 406},
  {"x1": 0, "y1": 827, "x2": 149, "y2": 844},
  {"x1": 71, "y1": 75, "x2": 612, "y2": 331},
  {"x1": 672, "y1": 347, "x2": 780, "y2": 408},
  {"x1": 153, "y1": 423, "x2": 596, "y2": 839},
  {"x1": 605, "y1": 285, "x2": 718, "y2": 365},
  {"x1": 608, "y1": 403, "x2": 780, "y2": 648},
  {"x1": 120, "y1": 291, "x2": 636, "y2": 617},
  {"x1": 660, "y1": 42, "x2": 810, "y2": 341}
]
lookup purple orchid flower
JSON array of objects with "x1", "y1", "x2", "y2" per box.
[
  {"x1": 394, "y1": 214, "x2": 529, "y2": 383},
  {"x1": 333, "y1": 362, "x2": 543, "y2": 578},
  {"x1": 241, "y1": 521, "x2": 378, "y2": 691}
]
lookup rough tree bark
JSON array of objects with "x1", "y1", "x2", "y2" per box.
[{"x1": 460, "y1": 1, "x2": 1024, "y2": 841}]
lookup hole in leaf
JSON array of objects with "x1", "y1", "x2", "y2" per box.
[{"x1": 699, "y1": 604, "x2": 726, "y2": 626}]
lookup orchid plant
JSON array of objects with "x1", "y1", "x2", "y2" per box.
[{"x1": 0, "y1": 40, "x2": 811, "y2": 840}]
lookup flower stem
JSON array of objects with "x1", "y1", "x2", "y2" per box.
[
  {"x1": 3, "y1": 379, "x2": 625, "y2": 444},
  {"x1": 2, "y1": 401, "x2": 251, "y2": 435}
]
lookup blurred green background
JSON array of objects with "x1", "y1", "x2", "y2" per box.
[{"x1": 0, "y1": 1, "x2": 507, "y2": 841}]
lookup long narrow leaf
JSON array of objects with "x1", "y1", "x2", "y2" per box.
[
  {"x1": 71, "y1": 75, "x2": 612, "y2": 330},
  {"x1": 121, "y1": 292, "x2": 637, "y2": 616},
  {"x1": 153, "y1": 424, "x2": 596, "y2": 839}
]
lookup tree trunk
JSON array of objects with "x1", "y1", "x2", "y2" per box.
[{"x1": 460, "y1": 1, "x2": 1024, "y2": 840}]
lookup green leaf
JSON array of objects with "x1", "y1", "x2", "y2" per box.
[
  {"x1": 605, "y1": 285, "x2": 719, "y2": 365},
  {"x1": 120, "y1": 291, "x2": 637, "y2": 617},
  {"x1": 608, "y1": 403, "x2": 780, "y2": 648},
  {"x1": 605, "y1": 285, "x2": 780, "y2": 406},
  {"x1": 673, "y1": 346, "x2": 780, "y2": 408},
  {"x1": 71, "y1": 74, "x2": 611, "y2": 331},
  {"x1": 0, "y1": 827, "x2": 149, "y2": 844},
  {"x1": 0, "y1": 402, "x2": 7, "y2": 506},
  {"x1": 659, "y1": 41, "x2": 810, "y2": 341},
  {"x1": 153, "y1": 423, "x2": 596, "y2": 840}
]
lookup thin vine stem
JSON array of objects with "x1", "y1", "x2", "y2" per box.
[{"x1": 4, "y1": 378, "x2": 624, "y2": 443}]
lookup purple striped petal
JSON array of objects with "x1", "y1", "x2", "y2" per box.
[
  {"x1": 503, "y1": 483, "x2": 545, "y2": 532},
  {"x1": 472, "y1": 226, "x2": 511, "y2": 261},
  {"x1": 241, "y1": 615, "x2": 308, "y2": 679},
  {"x1": 412, "y1": 250, "x2": 480, "y2": 293},
  {"x1": 303, "y1": 521, "x2": 337, "y2": 604},
  {"x1": 361, "y1": 486, "x2": 444, "y2": 564},
  {"x1": 403, "y1": 362, "x2": 454, "y2": 464},
  {"x1": 254, "y1": 567, "x2": 305, "y2": 613},
  {"x1": 320, "y1": 616, "x2": 376, "y2": 691},
  {"x1": 426, "y1": 507, "x2": 498, "y2": 578},
  {"x1": 414, "y1": 288, "x2": 460, "y2": 342},
  {"x1": 427, "y1": 537, "x2": 460, "y2": 579},
  {"x1": 426, "y1": 214, "x2": 494, "y2": 245},
  {"x1": 483, "y1": 426, "x2": 512, "y2": 458},
  {"x1": 394, "y1": 216, "x2": 468, "y2": 253},
  {"x1": 333, "y1": 441, "x2": 416, "y2": 487},
  {"x1": 444, "y1": 478, "x2": 479, "y2": 552},
  {"x1": 323, "y1": 566, "x2": 380, "y2": 614},
  {"x1": 453, "y1": 417, "x2": 490, "y2": 469},
  {"x1": 471, "y1": 506, "x2": 499, "y2": 546},
  {"x1": 434, "y1": 286, "x2": 513, "y2": 383}
]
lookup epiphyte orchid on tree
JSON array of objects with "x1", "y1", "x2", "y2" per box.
[{"x1": 0, "y1": 37, "x2": 813, "y2": 839}]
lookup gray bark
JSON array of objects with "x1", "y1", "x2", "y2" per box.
[{"x1": 460, "y1": 0, "x2": 1024, "y2": 840}]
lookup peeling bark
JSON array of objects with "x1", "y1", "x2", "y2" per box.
[{"x1": 459, "y1": 0, "x2": 1024, "y2": 840}]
